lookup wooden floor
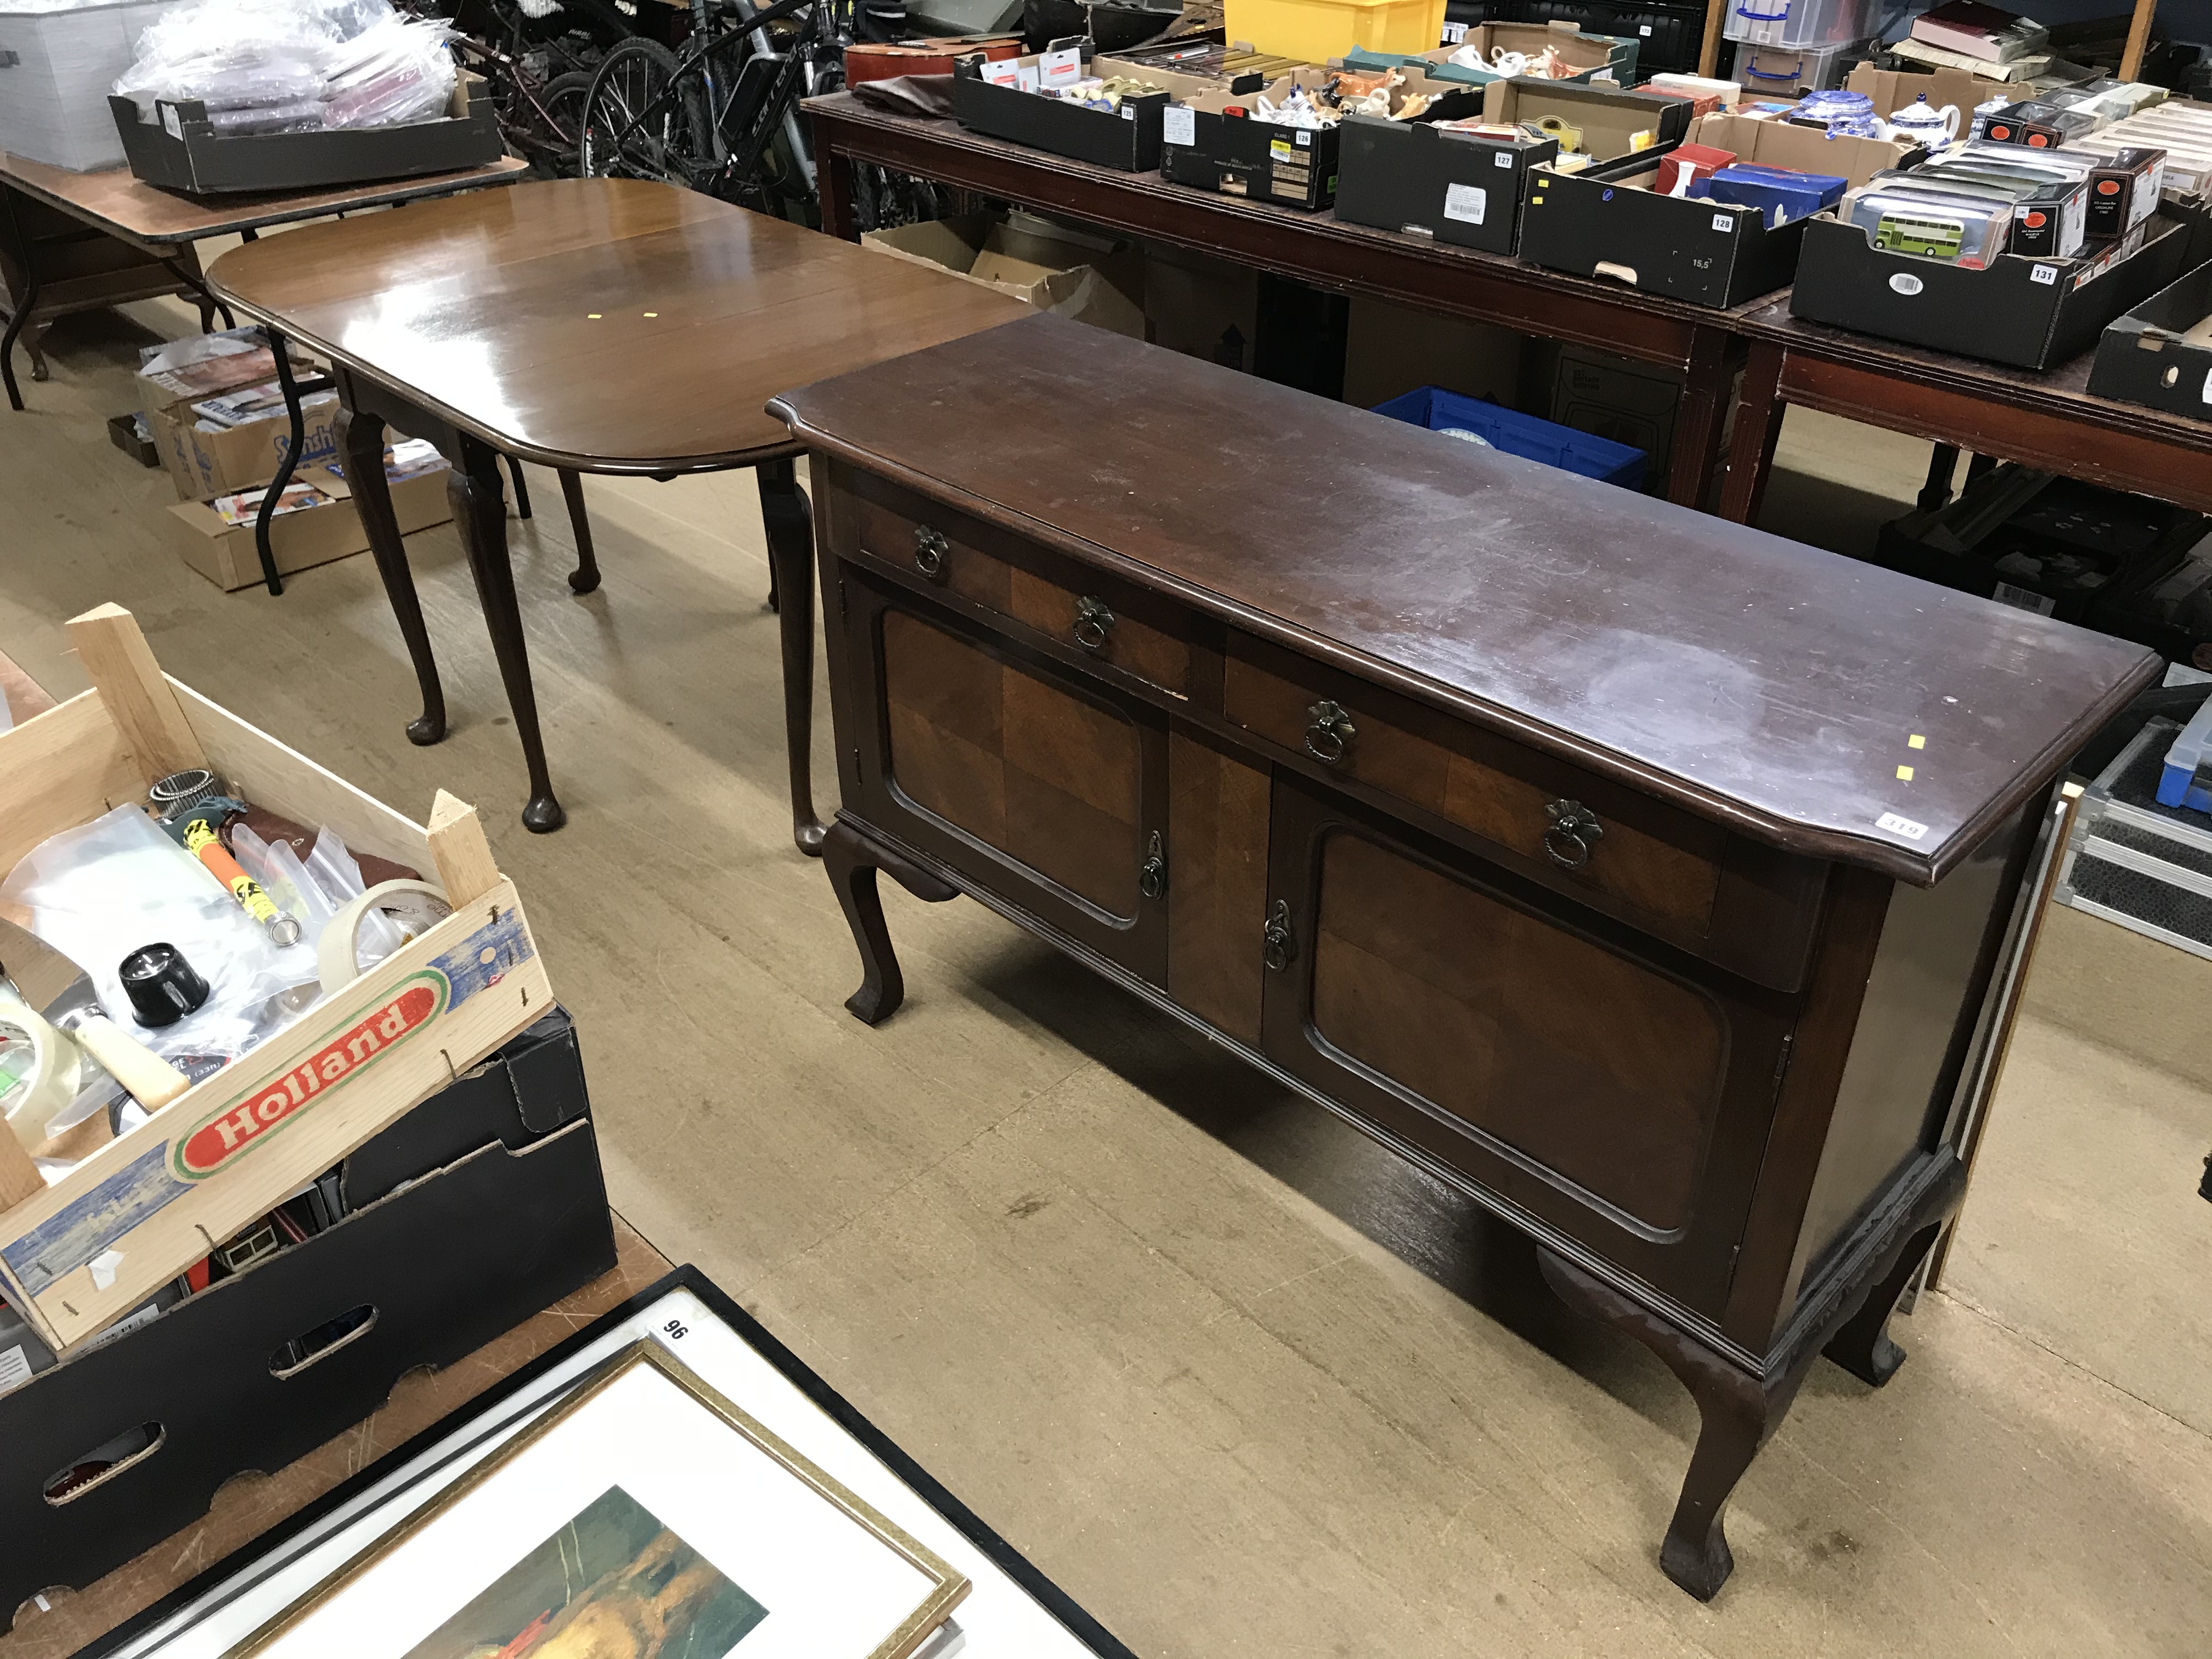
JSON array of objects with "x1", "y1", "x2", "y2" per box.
[{"x1": 4, "y1": 298, "x2": 2210, "y2": 1657}]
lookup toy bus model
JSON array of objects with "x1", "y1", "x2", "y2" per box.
[{"x1": 1874, "y1": 211, "x2": 1966, "y2": 259}]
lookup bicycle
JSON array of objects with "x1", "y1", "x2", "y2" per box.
[
  {"x1": 416, "y1": 0, "x2": 639, "y2": 175},
  {"x1": 578, "y1": 0, "x2": 854, "y2": 223}
]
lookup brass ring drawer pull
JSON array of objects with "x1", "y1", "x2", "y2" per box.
[
  {"x1": 913, "y1": 526, "x2": 948, "y2": 580},
  {"x1": 1543, "y1": 799, "x2": 1604, "y2": 870},
  {"x1": 1074, "y1": 595, "x2": 1115, "y2": 650},
  {"x1": 1304, "y1": 699, "x2": 1356, "y2": 764}
]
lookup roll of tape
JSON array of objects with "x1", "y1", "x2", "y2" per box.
[
  {"x1": 1, "y1": 988, "x2": 82, "y2": 1149},
  {"x1": 317, "y1": 880, "x2": 453, "y2": 996}
]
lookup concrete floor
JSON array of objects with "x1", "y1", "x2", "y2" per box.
[{"x1": 4, "y1": 298, "x2": 2210, "y2": 1656}]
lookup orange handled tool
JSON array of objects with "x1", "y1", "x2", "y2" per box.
[{"x1": 181, "y1": 817, "x2": 302, "y2": 947}]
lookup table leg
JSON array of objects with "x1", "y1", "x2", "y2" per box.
[
  {"x1": 757, "y1": 455, "x2": 825, "y2": 856},
  {"x1": 816, "y1": 129, "x2": 859, "y2": 241},
  {"x1": 1668, "y1": 328, "x2": 1739, "y2": 512},
  {"x1": 452, "y1": 435, "x2": 565, "y2": 832},
  {"x1": 252, "y1": 328, "x2": 309, "y2": 596},
  {"x1": 0, "y1": 189, "x2": 40, "y2": 414},
  {"x1": 337, "y1": 400, "x2": 448, "y2": 746},
  {"x1": 1717, "y1": 340, "x2": 1787, "y2": 526},
  {"x1": 505, "y1": 454, "x2": 533, "y2": 520},
  {"x1": 1918, "y1": 444, "x2": 1961, "y2": 512},
  {"x1": 560, "y1": 470, "x2": 600, "y2": 594}
]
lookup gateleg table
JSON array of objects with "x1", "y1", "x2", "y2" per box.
[{"x1": 208, "y1": 176, "x2": 1027, "y2": 839}]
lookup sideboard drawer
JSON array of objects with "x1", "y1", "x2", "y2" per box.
[
  {"x1": 1224, "y1": 637, "x2": 1728, "y2": 941},
  {"x1": 836, "y1": 474, "x2": 1193, "y2": 698}
]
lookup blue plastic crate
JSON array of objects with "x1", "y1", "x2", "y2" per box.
[{"x1": 1372, "y1": 385, "x2": 1647, "y2": 487}]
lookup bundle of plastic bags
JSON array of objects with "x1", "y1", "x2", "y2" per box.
[{"x1": 113, "y1": 0, "x2": 455, "y2": 134}]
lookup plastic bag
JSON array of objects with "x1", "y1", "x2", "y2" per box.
[
  {"x1": 320, "y1": 16, "x2": 456, "y2": 129},
  {"x1": 0, "y1": 805, "x2": 319, "y2": 1069},
  {"x1": 111, "y1": 0, "x2": 407, "y2": 122}
]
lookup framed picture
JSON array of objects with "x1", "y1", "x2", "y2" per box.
[{"x1": 227, "y1": 1340, "x2": 970, "y2": 1659}]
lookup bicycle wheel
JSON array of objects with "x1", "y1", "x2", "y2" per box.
[
  {"x1": 538, "y1": 70, "x2": 596, "y2": 176},
  {"x1": 580, "y1": 39, "x2": 709, "y2": 186}
]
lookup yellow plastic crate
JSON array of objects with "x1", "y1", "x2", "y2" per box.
[{"x1": 1223, "y1": 0, "x2": 1446, "y2": 63}]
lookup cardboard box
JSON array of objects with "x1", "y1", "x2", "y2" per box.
[
  {"x1": 1161, "y1": 68, "x2": 1346, "y2": 210},
  {"x1": 860, "y1": 212, "x2": 1145, "y2": 337},
  {"x1": 2087, "y1": 258, "x2": 2212, "y2": 418},
  {"x1": 1844, "y1": 62, "x2": 2013, "y2": 125},
  {"x1": 1789, "y1": 212, "x2": 2193, "y2": 370},
  {"x1": 1345, "y1": 20, "x2": 1632, "y2": 86},
  {"x1": 952, "y1": 43, "x2": 1229, "y2": 171},
  {"x1": 0, "y1": 1009, "x2": 611, "y2": 1618},
  {"x1": 1342, "y1": 294, "x2": 1523, "y2": 408},
  {"x1": 1517, "y1": 110, "x2": 1914, "y2": 306},
  {"x1": 166, "y1": 461, "x2": 450, "y2": 590},
  {"x1": 146, "y1": 391, "x2": 341, "y2": 502},
  {"x1": 1143, "y1": 240, "x2": 1260, "y2": 369},
  {"x1": 0, "y1": 605, "x2": 552, "y2": 1353},
  {"x1": 1335, "y1": 74, "x2": 1682, "y2": 255}
]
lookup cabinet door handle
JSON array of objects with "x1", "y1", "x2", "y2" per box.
[
  {"x1": 1262, "y1": 899, "x2": 1296, "y2": 971},
  {"x1": 1074, "y1": 595, "x2": 1115, "y2": 650},
  {"x1": 1304, "y1": 699, "x2": 1356, "y2": 764},
  {"x1": 913, "y1": 526, "x2": 948, "y2": 580},
  {"x1": 1543, "y1": 799, "x2": 1605, "y2": 870},
  {"x1": 1138, "y1": 831, "x2": 1168, "y2": 901}
]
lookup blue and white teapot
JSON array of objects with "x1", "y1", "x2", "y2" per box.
[{"x1": 1881, "y1": 93, "x2": 1961, "y2": 148}]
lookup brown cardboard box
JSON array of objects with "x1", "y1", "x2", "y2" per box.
[
  {"x1": 166, "y1": 461, "x2": 449, "y2": 591},
  {"x1": 146, "y1": 392, "x2": 341, "y2": 503},
  {"x1": 861, "y1": 212, "x2": 1146, "y2": 337},
  {"x1": 1690, "y1": 110, "x2": 1921, "y2": 188},
  {"x1": 1143, "y1": 241, "x2": 1259, "y2": 369},
  {"x1": 1845, "y1": 63, "x2": 2012, "y2": 127}
]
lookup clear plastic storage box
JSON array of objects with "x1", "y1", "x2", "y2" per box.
[
  {"x1": 0, "y1": 0, "x2": 180, "y2": 172},
  {"x1": 1732, "y1": 37, "x2": 1865, "y2": 93},
  {"x1": 1723, "y1": 0, "x2": 1875, "y2": 50},
  {"x1": 2157, "y1": 694, "x2": 2212, "y2": 812}
]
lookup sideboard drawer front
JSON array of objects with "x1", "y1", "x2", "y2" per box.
[
  {"x1": 883, "y1": 609, "x2": 1143, "y2": 919},
  {"x1": 1312, "y1": 830, "x2": 1725, "y2": 1235},
  {"x1": 838, "y1": 477, "x2": 1192, "y2": 697},
  {"x1": 1224, "y1": 645, "x2": 1725, "y2": 939}
]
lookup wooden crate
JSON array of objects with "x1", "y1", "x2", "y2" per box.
[{"x1": 0, "y1": 605, "x2": 552, "y2": 1353}]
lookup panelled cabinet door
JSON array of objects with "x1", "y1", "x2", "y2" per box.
[
  {"x1": 842, "y1": 567, "x2": 1170, "y2": 983},
  {"x1": 1260, "y1": 776, "x2": 1793, "y2": 1313}
]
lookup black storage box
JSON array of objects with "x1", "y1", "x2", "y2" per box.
[
  {"x1": 0, "y1": 1007, "x2": 614, "y2": 1622},
  {"x1": 953, "y1": 42, "x2": 1222, "y2": 171},
  {"x1": 1518, "y1": 0, "x2": 1705, "y2": 74},
  {"x1": 106, "y1": 74, "x2": 501, "y2": 196},
  {"x1": 1160, "y1": 69, "x2": 1341, "y2": 208},
  {"x1": 2087, "y1": 259, "x2": 2212, "y2": 420},
  {"x1": 1788, "y1": 212, "x2": 2194, "y2": 370},
  {"x1": 1871, "y1": 463, "x2": 2205, "y2": 624},
  {"x1": 1519, "y1": 165, "x2": 1804, "y2": 306},
  {"x1": 1518, "y1": 111, "x2": 1912, "y2": 307},
  {"x1": 1336, "y1": 76, "x2": 1684, "y2": 255}
]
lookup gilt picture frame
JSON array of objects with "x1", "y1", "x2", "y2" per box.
[{"x1": 223, "y1": 1340, "x2": 970, "y2": 1659}]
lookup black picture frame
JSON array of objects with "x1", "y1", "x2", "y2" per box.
[{"x1": 74, "y1": 1265, "x2": 1139, "y2": 1659}]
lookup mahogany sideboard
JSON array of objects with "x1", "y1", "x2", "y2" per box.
[{"x1": 769, "y1": 314, "x2": 2159, "y2": 1600}]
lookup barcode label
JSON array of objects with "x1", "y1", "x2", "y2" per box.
[
  {"x1": 1444, "y1": 183, "x2": 1486, "y2": 225},
  {"x1": 1991, "y1": 580, "x2": 2056, "y2": 616},
  {"x1": 1162, "y1": 104, "x2": 1194, "y2": 146}
]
